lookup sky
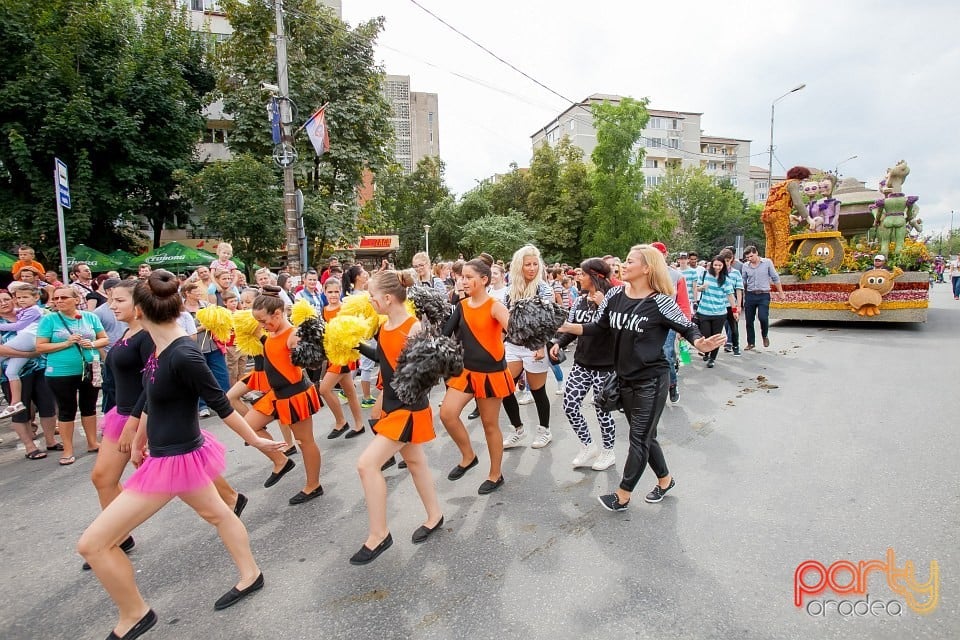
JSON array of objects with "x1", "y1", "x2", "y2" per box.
[{"x1": 341, "y1": 0, "x2": 960, "y2": 237}]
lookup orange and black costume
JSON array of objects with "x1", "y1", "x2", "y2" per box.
[
  {"x1": 240, "y1": 354, "x2": 268, "y2": 393},
  {"x1": 323, "y1": 306, "x2": 359, "y2": 375},
  {"x1": 443, "y1": 298, "x2": 514, "y2": 399},
  {"x1": 252, "y1": 326, "x2": 321, "y2": 424},
  {"x1": 364, "y1": 316, "x2": 435, "y2": 444}
]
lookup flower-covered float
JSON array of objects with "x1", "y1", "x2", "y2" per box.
[{"x1": 763, "y1": 161, "x2": 930, "y2": 323}]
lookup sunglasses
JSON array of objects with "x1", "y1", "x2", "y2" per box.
[{"x1": 52, "y1": 296, "x2": 75, "y2": 300}]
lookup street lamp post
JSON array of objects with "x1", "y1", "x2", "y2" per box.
[
  {"x1": 424, "y1": 224, "x2": 431, "y2": 260},
  {"x1": 767, "y1": 83, "x2": 806, "y2": 192},
  {"x1": 834, "y1": 154, "x2": 858, "y2": 176}
]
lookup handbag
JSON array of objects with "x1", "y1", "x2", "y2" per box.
[
  {"x1": 57, "y1": 313, "x2": 102, "y2": 388},
  {"x1": 547, "y1": 341, "x2": 566, "y2": 366},
  {"x1": 596, "y1": 370, "x2": 621, "y2": 412}
]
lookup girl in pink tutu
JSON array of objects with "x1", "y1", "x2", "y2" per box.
[
  {"x1": 84, "y1": 281, "x2": 248, "y2": 572},
  {"x1": 77, "y1": 271, "x2": 285, "y2": 640}
]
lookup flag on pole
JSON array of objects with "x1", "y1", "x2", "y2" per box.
[{"x1": 304, "y1": 106, "x2": 330, "y2": 157}]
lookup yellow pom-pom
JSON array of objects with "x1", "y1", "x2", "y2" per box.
[
  {"x1": 197, "y1": 305, "x2": 233, "y2": 343},
  {"x1": 291, "y1": 298, "x2": 317, "y2": 326},
  {"x1": 404, "y1": 299, "x2": 416, "y2": 318},
  {"x1": 232, "y1": 310, "x2": 263, "y2": 356},
  {"x1": 323, "y1": 315, "x2": 368, "y2": 366},
  {"x1": 339, "y1": 293, "x2": 379, "y2": 340}
]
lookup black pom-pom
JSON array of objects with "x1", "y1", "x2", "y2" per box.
[
  {"x1": 391, "y1": 327, "x2": 464, "y2": 405},
  {"x1": 408, "y1": 286, "x2": 452, "y2": 330},
  {"x1": 504, "y1": 297, "x2": 568, "y2": 350},
  {"x1": 292, "y1": 317, "x2": 326, "y2": 369}
]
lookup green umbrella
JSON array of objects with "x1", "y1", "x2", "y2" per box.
[
  {"x1": 108, "y1": 249, "x2": 136, "y2": 264},
  {"x1": 125, "y1": 241, "x2": 235, "y2": 272},
  {"x1": 0, "y1": 250, "x2": 16, "y2": 273},
  {"x1": 67, "y1": 244, "x2": 123, "y2": 273}
]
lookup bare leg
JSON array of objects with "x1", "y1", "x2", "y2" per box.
[
  {"x1": 81, "y1": 413, "x2": 99, "y2": 451},
  {"x1": 438, "y1": 388, "x2": 474, "y2": 466},
  {"x1": 289, "y1": 419, "x2": 321, "y2": 493},
  {"x1": 9, "y1": 420, "x2": 43, "y2": 456},
  {"x1": 399, "y1": 442, "x2": 443, "y2": 528},
  {"x1": 90, "y1": 437, "x2": 131, "y2": 510},
  {"x1": 59, "y1": 420, "x2": 76, "y2": 460},
  {"x1": 212, "y1": 475, "x2": 239, "y2": 510},
  {"x1": 179, "y1": 483, "x2": 261, "y2": 590},
  {"x1": 77, "y1": 490, "x2": 170, "y2": 637},
  {"x1": 357, "y1": 435, "x2": 404, "y2": 547},
  {"x1": 278, "y1": 423, "x2": 295, "y2": 448},
  {"x1": 477, "y1": 397, "x2": 505, "y2": 482},
  {"x1": 226, "y1": 381, "x2": 251, "y2": 417},
  {"x1": 318, "y1": 372, "x2": 348, "y2": 428},
  {"x1": 241, "y1": 410, "x2": 289, "y2": 473},
  {"x1": 39, "y1": 416, "x2": 58, "y2": 447},
  {"x1": 340, "y1": 373, "x2": 364, "y2": 432}
]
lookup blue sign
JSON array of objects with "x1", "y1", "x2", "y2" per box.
[
  {"x1": 269, "y1": 97, "x2": 282, "y2": 145},
  {"x1": 55, "y1": 157, "x2": 71, "y2": 209}
]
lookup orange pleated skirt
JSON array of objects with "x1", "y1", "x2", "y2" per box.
[
  {"x1": 253, "y1": 386, "x2": 321, "y2": 424},
  {"x1": 446, "y1": 368, "x2": 515, "y2": 399},
  {"x1": 373, "y1": 406, "x2": 435, "y2": 444},
  {"x1": 240, "y1": 369, "x2": 269, "y2": 393}
]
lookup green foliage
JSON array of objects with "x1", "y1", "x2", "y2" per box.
[
  {"x1": 526, "y1": 138, "x2": 593, "y2": 263},
  {"x1": 459, "y1": 213, "x2": 540, "y2": 260},
  {"x1": 176, "y1": 154, "x2": 283, "y2": 271},
  {"x1": 216, "y1": 0, "x2": 392, "y2": 258},
  {"x1": 653, "y1": 167, "x2": 760, "y2": 257},
  {"x1": 783, "y1": 253, "x2": 831, "y2": 280},
  {"x1": 581, "y1": 97, "x2": 674, "y2": 258},
  {"x1": 0, "y1": 0, "x2": 213, "y2": 259}
]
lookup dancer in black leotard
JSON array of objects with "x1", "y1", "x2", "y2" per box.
[{"x1": 77, "y1": 271, "x2": 285, "y2": 640}]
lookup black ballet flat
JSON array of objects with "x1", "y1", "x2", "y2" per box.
[
  {"x1": 349, "y1": 533, "x2": 393, "y2": 566},
  {"x1": 283, "y1": 445, "x2": 298, "y2": 457},
  {"x1": 214, "y1": 573, "x2": 264, "y2": 611},
  {"x1": 233, "y1": 494, "x2": 248, "y2": 518},
  {"x1": 288, "y1": 485, "x2": 323, "y2": 505},
  {"x1": 412, "y1": 516, "x2": 444, "y2": 544},
  {"x1": 478, "y1": 476, "x2": 504, "y2": 495},
  {"x1": 84, "y1": 536, "x2": 135, "y2": 571},
  {"x1": 398, "y1": 459, "x2": 408, "y2": 469},
  {"x1": 105, "y1": 608, "x2": 157, "y2": 640},
  {"x1": 344, "y1": 426, "x2": 366, "y2": 439},
  {"x1": 327, "y1": 424, "x2": 349, "y2": 439},
  {"x1": 447, "y1": 456, "x2": 478, "y2": 481},
  {"x1": 263, "y1": 459, "x2": 296, "y2": 488},
  {"x1": 381, "y1": 456, "x2": 397, "y2": 471}
]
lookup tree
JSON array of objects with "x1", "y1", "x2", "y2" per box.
[
  {"x1": 581, "y1": 97, "x2": 674, "y2": 258},
  {"x1": 654, "y1": 167, "x2": 761, "y2": 256},
  {"x1": 459, "y1": 213, "x2": 541, "y2": 261},
  {"x1": 176, "y1": 154, "x2": 283, "y2": 270},
  {"x1": 526, "y1": 137, "x2": 592, "y2": 263},
  {"x1": 216, "y1": 0, "x2": 393, "y2": 260},
  {"x1": 0, "y1": 0, "x2": 213, "y2": 259}
]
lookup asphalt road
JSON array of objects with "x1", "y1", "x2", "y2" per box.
[{"x1": 1, "y1": 285, "x2": 956, "y2": 640}]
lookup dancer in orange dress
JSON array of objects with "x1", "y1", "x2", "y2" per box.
[
  {"x1": 349, "y1": 270, "x2": 444, "y2": 565},
  {"x1": 440, "y1": 256, "x2": 513, "y2": 495},
  {"x1": 317, "y1": 278, "x2": 365, "y2": 439},
  {"x1": 246, "y1": 287, "x2": 324, "y2": 504}
]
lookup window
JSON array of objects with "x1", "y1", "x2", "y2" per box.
[
  {"x1": 645, "y1": 175, "x2": 663, "y2": 187},
  {"x1": 757, "y1": 181, "x2": 767, "y2": 190},
  {"x1": 670, "y1": 118, "x2": 680, "y2": 130},
  {"x1": 668, "y1": 138, "x2": 679, "y2": 149},
  {"x1": 648, "y1": 117, "x2": 663, "y2": 129},
  {"x1": 647, "y1": 137, "x2": 664, "y2": 148},
  {"x1": 707, "y1": 161, "x2": 719, "y2": 171},
  {"x1": 569, "y1": 119, "x2": 576, "y2": 131},
  {"x1": 730, "y1": 177, "x2": 738, "y2": 186},
  {"x1": 645, "y1": 159, "x2": 659, "y2": 169}
]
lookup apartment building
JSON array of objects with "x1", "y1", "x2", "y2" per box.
[
  {"x1": 383, "y1": 75, "x2": 440, "y2": 173},
  {"x1": 531, "y1": 93, "x2": 755, "y2": 198}
]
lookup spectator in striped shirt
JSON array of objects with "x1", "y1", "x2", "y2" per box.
[
  {"x1": 693, "y1": 256, "x2": 737, "y2": 368},
  {"x1": 720, "y1": 248, "x2": 744, "y2": 356}
]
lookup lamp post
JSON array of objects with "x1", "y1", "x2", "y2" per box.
[
  {"x1": 834, "y1": 154, "x2": 858, "y2": 176},
  {"x1": 767, "y1": 83, "x2": 806, "y2": 192},
  {"x1": 424, "y1": 224, "x2": 431, "y2": 260}
]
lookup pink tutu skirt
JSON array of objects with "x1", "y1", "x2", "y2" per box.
[
  {"x1": 124, "y1": 430, "x2": 226, "y2": 496},
  {"x1": 100, "y1": 407, "x2": 128, "y2": 441}
]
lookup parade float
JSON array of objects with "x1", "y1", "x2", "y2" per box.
[{"x1": 763, "y1": 161, "x2": 930, "y2": 323}]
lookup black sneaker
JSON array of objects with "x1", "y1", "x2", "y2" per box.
[
  {"x1": 669, "y1": 385, "x2": 679, "y2": 403},
  {"x1": 732, "y1": 347, "x2": 741, "y2": 357},
  {"x1": 645, "y1": 477, "x2": 675, "y2": 503},
  {"x1": 597, "y1": 493, "x2": 629, "y2": 512},
  {"x1": 724, "y1": 344, "x2": 732, "y2": 353},
  {"x1": 706, "y1": 360, "x2": 715, "y2": 368},
  {"x1": 467, "y1": 406, "x2": 480, "y2": 420}
]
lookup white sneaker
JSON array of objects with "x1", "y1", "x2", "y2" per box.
[
  {"x1": 555, "y1": 384, "x2": 564, "y2": 395},
  {"x1": 0, "y1": 401, "x2": 25, "y2": 418},
  {"x1": 592, "y1": 448, "x2": 616, "y2": 470},
  {"x1": 572, "y1": 442, "x2": 599, "y2": 468},
  {"x1": 198, "y1": 408, "x2": 211, "y2": 418},
  {"x1": 502, "y1": 428, "x2": 526, "y2": 449},
  {"x1": 517, "y1": 389, "x2": 533, "y2": 405},
  {"x1": 530, "y1": 426, "x2": 553, "y2": 449}
]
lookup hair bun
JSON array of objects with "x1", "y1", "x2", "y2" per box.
[
  {"x1": 261, "y1": 285, "x2": 282, "y2": 297},
  {"x1": 477, "y1": 253, "x2": 494, "y2": 267},
  {"x1": 148, "y1": 270, "x2": 180, "y2": 298}
]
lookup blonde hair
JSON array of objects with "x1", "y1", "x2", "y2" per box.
[
  {"x1": 628, "y1": 245, "x2": 675, "y2": 297},
  {"x1": 412, "y1": 252, "x2": 431, "y2": 267},
  {"x1": 508, "y1": 244, "x2": 545, "y2": 301},
  {"x1": 216, "y1": 242, "x2": 233, "y2": 256}
]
